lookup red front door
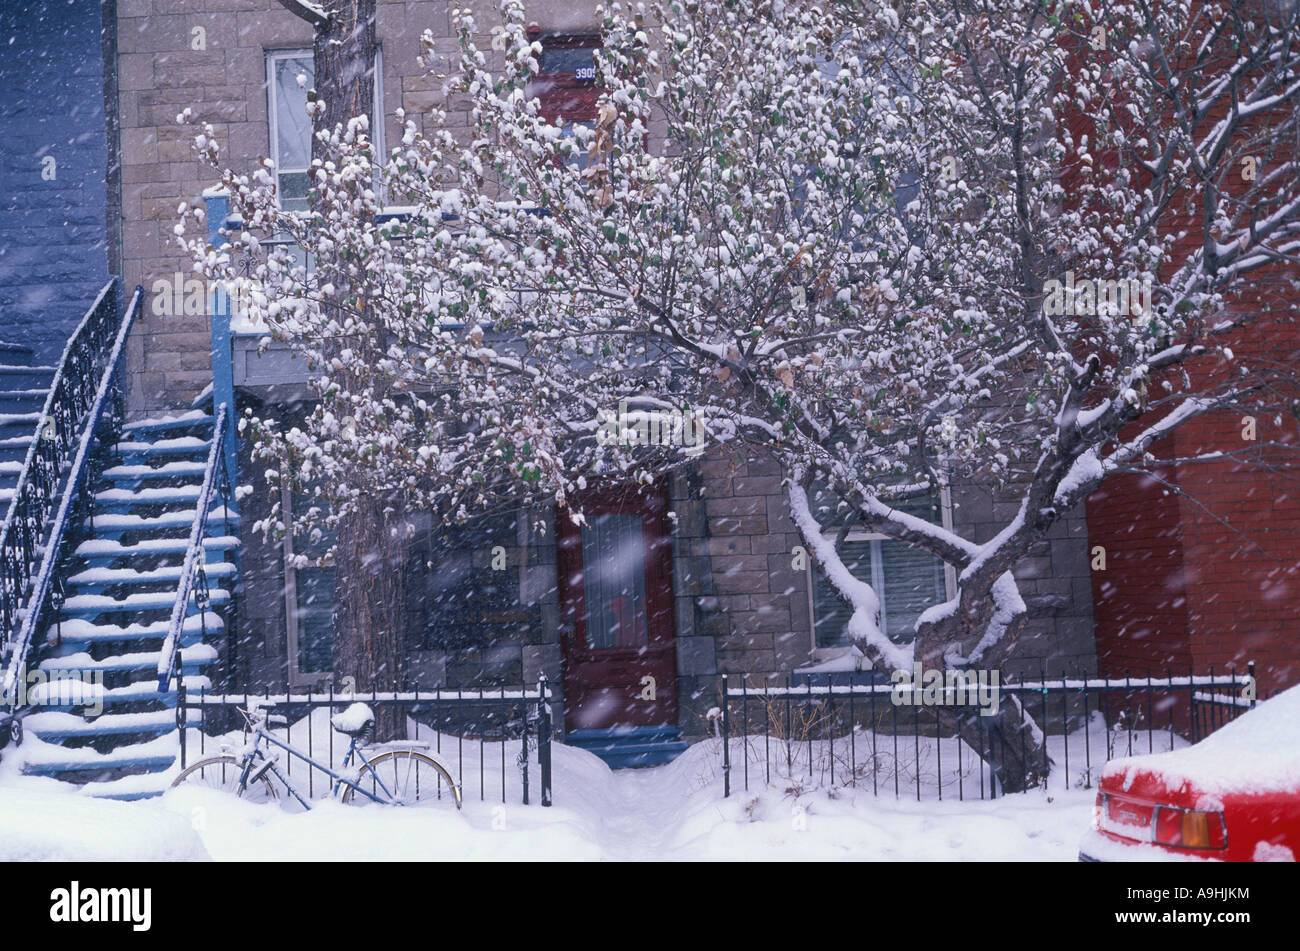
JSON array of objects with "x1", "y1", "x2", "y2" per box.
[{"x1": 557, "y1": 484, "x2": 677, "y2": 731}]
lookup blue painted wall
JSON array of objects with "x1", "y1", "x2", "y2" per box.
[{"x1": 0, "y1": 0, "x2": 110, "y2": 363}]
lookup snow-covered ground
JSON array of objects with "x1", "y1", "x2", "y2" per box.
[{"x1": 0, "y1": 713, "x2": 1103, "y2": 860}]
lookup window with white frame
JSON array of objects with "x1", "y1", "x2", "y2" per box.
[
  {"x1": 267, "y1": 49, "x2": 384, "y2": 212},
  {"x1": 808, "y1": 485, "x2": 956, "y2": 651}
]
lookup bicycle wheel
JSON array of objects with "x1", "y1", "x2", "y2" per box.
[
  {"x1": 171, "y1": 755, "x2": 279, "y2": 803},
  {"x1": 341, "y1": 749, "x2": 462, "y2": 809}
]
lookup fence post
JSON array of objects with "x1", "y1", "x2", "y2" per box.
[
  {"x1": 521, "y1": 689, "x2": 530, "y2": 807},
  {"x1": 176, "y1": 677, "x2": 187, "y2": 769},
  {"x1": 721, "y1": 674, "x2": 730, "y2": 798},
  {"x1": 1247, "y1": 661, "x2": 1257, "y2": 708},
  {"x1": 538, "y1": 675, "x2": 552, "y2": 807}
]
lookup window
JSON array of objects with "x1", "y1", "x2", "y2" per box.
[
  {"x1": 527, "y1": 31, "x2": 601, "y2": 128},
  {"x1": 413, "y1": 522, "x2": 514, "y2": 653},
  {"x1": 807, "y1": 487, "x2": 957, "y2": 652},
  {"x1": 282, "y1": 485, "x2": 335, "y2": 687},
  {"x1": 267, "y1": 49, "x2": 385, "y2": 211}
]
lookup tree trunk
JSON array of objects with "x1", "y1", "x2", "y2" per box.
[
  {"x1": 280, "y1": 0, "x2": 402, "y2": 736},
  {"x1": 310, "y1": 0, "x2": 377, "y2": 168},
  {"x1": 938, "y1": 696, "x2": 1052, "y2": 795},
  {"x1": 913, "y1": 575, "x2": 1052, "y2": 793},
  {"x1": 333, "y1": 499, "x2": 406, "y2": 738}
]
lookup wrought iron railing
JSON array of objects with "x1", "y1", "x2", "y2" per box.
[
  {"x1": 0, "y1": 279, "x2": 120, "y2": 652},
  {"x1": 177, "y1": 678, "x2": 554, "y2": 806},
  {"x1": 0, "y1": 285, "x2": 141, "y2": 709},
  {"x1": 157, "y1": 401, "x2": 232, "y2": 692},
  {"x1": 718, "y1": 666, "x2": 1258, "y2": 801}
]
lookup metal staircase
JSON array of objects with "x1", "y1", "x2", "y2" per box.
[
  {"x1": 0, "y1": 280, "x2": 240, "y2": 799},
  {"x1": 0, "y1": 343, "x2": 56, "y2": 508},
  {"x1": 18, "y1": 406, "x2": 238, "y2": 799}
]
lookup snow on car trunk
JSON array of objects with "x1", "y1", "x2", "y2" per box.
[{"x1": 1103, "y1": 684, "x2": 1300, "y2": 798}]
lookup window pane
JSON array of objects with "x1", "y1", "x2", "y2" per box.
[
  {"x1": 295, "y1": 564, "x2": 335, "y2": 674},
  {"x1": 581, "y1": 513, "x2": 647, "y2": 649},
  {"x1": 812, "y1": 539, "x2": 874, "y2": 648},
  {"x1": 292, "y1": 490, "x2": 334, "y2": 676},
  {"x1": 879, "y1": 539, "x2": 946, "y2": 644},
  {"x1": 539, "y1": 46, "x2": 596, "y2": 77},
  {"x1": 277, "y1": 171, "x2": 310, "y2": 211},
  {"x1": 274, "y1": 55, "x2": 313, "y2": 170}
]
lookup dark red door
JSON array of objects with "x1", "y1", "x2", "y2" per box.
[{"x1": 557, "y1": 484, "x2": 677, "y2": 731}]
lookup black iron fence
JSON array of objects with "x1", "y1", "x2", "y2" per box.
[
  {"x1": 719, "y1": 665, "x2": 1261, "y2": 801},
  {"x1": 177, "y1": 678, "x2": 553, "y2": 806}
]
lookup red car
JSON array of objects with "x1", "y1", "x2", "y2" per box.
[{"x1": 1079, "y1": 683, "x2": 1300, "y2": 862}]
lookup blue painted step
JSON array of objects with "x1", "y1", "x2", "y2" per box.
[
  {"x1": 59, "y1": 588, "x2": 231, "y2": 619},
  {"x1": 74, "y1": 534, "x2": 239, "y2": 566},
  {"x1": 565, "y1": 725, "x2": 689, "y2": 768},
  {"x1": 83, "y1": 506, "x2": 239, "y2": 539},
  {"x1": 121, "y1": 411, "x2": 214, "y2": 437},
  {"x1": 114, "y1": 436, "x2": 211, "y2": 465},
  {"x1": 66, "y1": 561, "x2": 237, "y2": 593}
]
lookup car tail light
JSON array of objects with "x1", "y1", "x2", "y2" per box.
[{"x1": 1152, "y1": 805, "x2": 1227, "y2": 850}]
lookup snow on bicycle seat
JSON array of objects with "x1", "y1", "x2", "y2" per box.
[{"x1": 330, "y1": 702, "x2": 376, "y2": 738}]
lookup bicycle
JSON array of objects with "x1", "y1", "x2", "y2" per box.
[
  {"x1": 0, "y1": 705, "x2": 27, "y2": 764},
  {"x1": 170, "y1": 700, "x2": 462, "y2": 809}
]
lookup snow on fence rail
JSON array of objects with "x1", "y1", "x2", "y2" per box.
[
  {"x1": 176, "y1": 678, "x2": 554, "y2": 806},
  {"x1": 718, "y1": 666, "x2": 1258, "y2": 802}
]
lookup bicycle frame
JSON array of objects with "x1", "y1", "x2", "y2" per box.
[{"x1": 233, "y1": 719, "x2": 405, "y2": 809}]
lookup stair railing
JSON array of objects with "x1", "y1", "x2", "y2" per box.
[
  {"x1": 157, "y1": 401, "x2": 231, "y2": 693},
  {"x1": 0, "y1": 279, "x2": 120, "y2": 652},
  {"x1": 0, "y1": 285, "x2": 142, "y2": 710}
]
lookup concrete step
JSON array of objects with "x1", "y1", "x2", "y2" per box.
[
  {"x1": 100, "y1": 460, "x2": 208, "y2": 487},
  {"x1": 78, "y1": 675, "x2": 210, "y2": 707},
  {"x1": 0, "y1": 389, "x2": 48, "y2": 414},
  {"x1": 75, "y1": 772, "x2": 178, "y2": 801},
  {"x1": 20, "y1": 733, "x2": 179, "y2": 776},
  {"x1": 0, "y1": 434, "x2": 34, "y2": 464}
]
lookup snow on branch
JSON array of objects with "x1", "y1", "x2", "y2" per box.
[{"x1": 789, "y1": 481, "x2": 911, "y2": 670}]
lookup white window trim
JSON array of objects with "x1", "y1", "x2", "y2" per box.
[
  {"x1": 281, "y1": 482, "x2": 333, "y2": 689},
  {"x1": 806, "y1": 484, "x2": 959, "y2": 666},
  {"x1": 266, "y1": 48, "x2": 386, "y2": 210}
]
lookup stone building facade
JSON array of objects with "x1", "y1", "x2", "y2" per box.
[{"x1": 112, "y1": 0, "x2": 1099, "y2": 746}]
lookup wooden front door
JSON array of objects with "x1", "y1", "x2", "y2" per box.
[{"x1": 557, "y1": 484, "x2": 677, "y2": 731}]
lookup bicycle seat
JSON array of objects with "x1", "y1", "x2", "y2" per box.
[{"x1": 330, "y1": 702, "x2": 376, "y2": 738}]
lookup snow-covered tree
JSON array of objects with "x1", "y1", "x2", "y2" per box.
[{"x1": 184, "y1": 0, "x2": 1300, "y2": 790}]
